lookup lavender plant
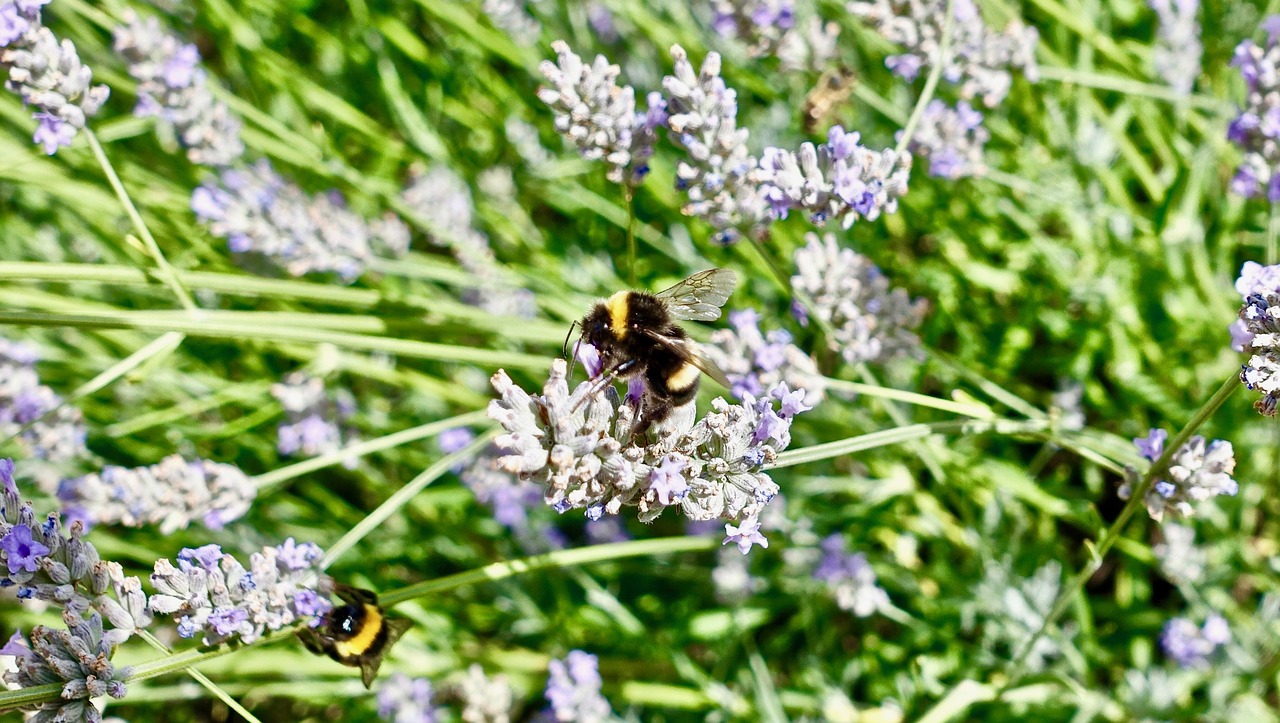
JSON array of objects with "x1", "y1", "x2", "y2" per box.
[
  {"x1": 271, "y1": 372, "x2": 357, "y2": 460},
  {"x1": 813, "y1": 534, "x2": 890, "y2": 616},
  {"x1": 1149, "y1": 0, "x2": 1202, "y2": 96},
  {"x1": 1228, "y1": 17, "x2": 1280, "y2": 199},
  {"x1": 898, "y1": 100, "x2": 989, "y2": 179},
  {"x1": 1121, "y1": 428, "x2": 1238, "y2": 520},
  {"x1": 703, "y1": 308, "x2": 826, "y2": 402},
  {"x1": 544, "y1": 650, "x2": 612, "y2": 722},
  {"x1": 0, "y1": 337, "x2": 85, "y2": 463}
]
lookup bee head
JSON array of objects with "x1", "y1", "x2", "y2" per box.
[{"x1": 581, "y1": 303, "x2": 613, "y2": 347}]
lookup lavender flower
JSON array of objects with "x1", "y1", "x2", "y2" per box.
[
  {"x1": 1, "y1": 459, "x2": 152, "y2": 643},
  {"x1": 791, "y1": 232, "x2": 927, "y2": 365},
  {"x1": 148, "y1": 538, "x2": 329, "y2": 646},
  {"x1": 1154, "y1": 522, "x2": 1205, "y2": 584},
  {"x1": 706, "y1": 308, "x2": 827, "y2": 402},
  {"x1": 586, "y1": 3, "x2": 618, "y2": 44},
  {"x1": 457, "y1": 664, "x2": 515, "y2": 723},
  {"x1": 1149, "y1": 0, "x2": 1201, "y2": 97},
  {"x1": 898, "y1": 100, "x2": 989, "y2": 179},
  {"x1": 0, "y1": 337, "x2": 86, "y2": 462},
  {"x1": 401, "y1": 165, "x2": 535, "y2": 317},
  {"x1": 545, "y1": 651, "x2": 612, "y2": 723},
  {"x1": 57, "y1": 455, "x2": 255, "y2": 533},
  {"x1": 759, "y1": 125, "x2": 912, "y2": 227},
  {"x1": 460, "y1": 450, "x2": 543, "y2": 530},
  {"x1": 489, "y1": 360, "x2": 806, "y2": 548},
  {"x1": 723, "y1": 516, "x2": 768, "y2": 554},
  {"x1": 1231, "y1": 261, "x2": 1280, "y2": 358},
  {"x1": 584, "y1": 514, "x2": 630, "y2": 544},
  {"x1": 537, "y1": 40, "x2": 664, "y2": 187},
  {"x1": 663, "y1": 45, "x2": 772, "y2": 244},
  {"x1": 272, "y1": 372, "x2": 356, "y2": 460},
  {"x1": 2, "y1": 614, "x2": 131, "y2": 720},
  {"x1": 192, "y1": 159, "x2": 410, "y2": 280},
  {"x1": 708, "y1": 0, "x2": 842, "y2": 71},
  {"x1": 482, "y1": 0, "x2": 540, "y2": 44},
  {"x1": 1120, "y1": 428, "x2": 1238, "y2": 520},
  {"x1": 0, "y1": 0, "x2": 110, "y2": 154},
  {"x1": 848, "y1": 0, "x2": 1039, "y2": 107},
  {"x1": 1228, "y1": 18, "x2": 1280, "y2": 200},
  {"x1": 813, "y1": 535, "x2": 889, "y2": 616},
  {"x1": 377, "y1": 673, "x2": 439, "y2": 723},
  {"x1": 1161, "y1": 614, "x2": 1230, "y2": 668},
  {"x1": 114, "y1": 10, "x2": 244, "y2": 166}
]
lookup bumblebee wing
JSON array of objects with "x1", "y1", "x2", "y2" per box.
[
  {"x1": 641, "y1": 330, "x2": 733, "y2": 390},
  {"x1": 358, "y1": 616, "x2": 413, "y2": 689},
  {"x1": 296, "y1": 626, "x2": 326, "y2": 656},
  {"x1": 655, "y1": 268, "x2": 738, "y2": 321}
]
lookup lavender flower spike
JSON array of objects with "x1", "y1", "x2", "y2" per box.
[
  {"x1": 1119, "y1": 429, "x2": 1238, "y2": 520},
  {"x1": 0, "y1": 332, "x2": 87, "y2": 463},
  {"x1": 663, "y1": 45, "x2": 772, "y2": 244},
  {"x1": 705, "y1": 308, "x2": 827, "y2": 402},
  {"x1": 545, "y1": 650, "x2": 612, "y2": 722},
  {"x1": 1228, "y1": 18, "x2": 1280, "y2": 201},
  {"x1": 114, "y1": 9, "x2": 245, "y2": 166},
  {"x1": 898, "y1": 100, "x2": 989, "y2": 179},
  {"x1": 791, "y1": 232, "x2": 927, "y2": 365},
  {"x1": 2, "y1": 614, "x2": 132, "y2": 721},
  {"x1": 272, "y1": 372, "x2": 357, "y2": 460},
  {"x1": 58, "y1": 454, "x2": 256, "y2": 533},
  {"x1": 377, "y1": 673, "x2": 439, "y2": 723},
  {"x1": 814, "y1": 535, "x2": 890, "y2": 616},
  {"x1": 1161, "y1": 614, "x2": 1230, "y2": 668},
  {"x1": 488, "y1": 360, "x2": 804, "y2": 542},
  {"x1": 0, "y1": 0, "x2": 110, "y2": 154},
  {"x1": 538, "y1": 40, "x2": 664, "y2": 187},
  {"x1": 848, "y1": 0, "x2": 1039, "y2": 107},
  {"x1": 148, "y1": 538, "x2": 330, "y2": 646},
  {"x1": 1149, "y1": 0, "x2": 1202, "y2": 97},
  {"x1": 759, "y1": 125, "x2": 912, "y2": 228}
]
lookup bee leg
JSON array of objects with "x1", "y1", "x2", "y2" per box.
[
  {"x1": 296, "y1": 626, "x2": 326, "y2": 656},
  {"x1": 570, "y1": 359, "x2": 638, "y2": 413}
]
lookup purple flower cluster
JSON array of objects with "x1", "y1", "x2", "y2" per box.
[
  {"x1": 1121, "y1": 429, "x2": 1238, "y2": 520},
  {"x1": 1161, "y1": 614, "x2": 1230, "y2": 668},
  {"x1": 538, "y1": 40, "x2": 666, "y2": 187},
  {"x1": 1, "y1": 459, "x2": 149, "y2": 719},
  {"x1": 271, "y1": 372, "x2": 357, "y2": 461},
  {"x1": 0, "y1": 0, "x2": 110, "y2": 154},
  {"x1": 57, "y1": 454, "x2": 256, "y2": 533},
  {"x1": 488, "y1": 360, "x2": 810, "y2": 553},
  {"x1": 192, "y1": 159, "x2": 411, "y2": 280},
  {"x1": 663, "y1": 45, "x2": 773, "y2": 244},
  {"x1": 0, "y1": 337, "x2": 86, "y2": 463},
  {"x1": 711, "y1": 1, "x2": 840, "y2": 71},
  {"x1": 1228, "y1": 17, "x2": 1280, "y2": 200},
  {"x1": 114, "y1": 9, "x2": 245, "y2": 166},
  {"x1": 849, "y1": 0, "x2": 1039, "y2": 107},
  {"x1": 813, "y1": 534, "x2": 890, "y2": 616},
  {"x1": 705, "y1": 308, "x2": 825, "y2": 402},
  {"x1": 899, "y1": 100, "x2": 989, "y2": 179},
  {"x1": 148, "y1": 539, "x2": 331, "y2": 646},
  {"x1": 377, "y1": 673, "x2": 439, "y2": 723},
  {"x1": 759, "y1": 125, "x2": 912, "y2": 228},
  {"x1": 545, "y1": 650, "x2": 612, "y2": 723},
  {"x1": 1231, "y1": 261, "x2": 1280, "y2": 415},
  {"x1": 791, "y1": 232, "x2": 928, "y2": 365}
]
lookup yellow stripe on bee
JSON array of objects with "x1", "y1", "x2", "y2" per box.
[
  {"x1": 605, "y1": 291, "x2": 630, "y2": 339},
  {"x1": 666, "y1": 362, "x2": 701, "y2": 392},
  {"x1": 334, "y1": 604, "x2": 382, "y2": 658}
]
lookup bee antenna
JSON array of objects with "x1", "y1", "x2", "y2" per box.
[{"x1": 562, "y1": 320, "x2": 578, "y2": 360}]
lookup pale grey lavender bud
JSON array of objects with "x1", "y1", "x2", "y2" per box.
[
  {"x1": 1154, "y1": 522, "x2": 1205, "y2": 584},
  {"x1": 848, "y1": 0, "x2": 1038, "y2": 107},
  {"x1": 457, "y1": 664, "x2": 515, "y2": 723},
  {"x1": 113, "y1": 10, "x2": 244, "y2": 166},
  {"x1": 1149, "y1": 0, "x2": 1201, "y2": 97},
  {"x1": 791, "y1": 232, "x2": 927, "y2": 365},
  {"x1": 537, "y1": 40, "x2": 664, "y2": 187},
  {"x1": 1228, "y1": 18, "x2": 1280, "y2": 200},
  {"x1": 488, "y1": 360, "x2": 806, "y2": 548},
  {"x1": 482, "y1": 0, "x2": 540, "y2": 44},
  {"x1": 0, "y1": 0, "x2": 109, "y2": 154},
  {"x1": 663, "y1": 45, "x2": 772, "y2": 244},
  {"x1": 57, "y1": 455, "x2": 256, "y2": 533},
  {"x1": 705, "y1": 307, "x2": 826, "y2": 403},
  {"x1": 2, "y1": 613, "x2": 132, "y2": 720},
  {"x1": 898, "y1": 100, "x2": 988, "y2": 179},
  {"x1": 759, "y1": 125, "x2": 912, "y2": 227},
  {"x1": 0, "y1": 337, "x2": 86, "y2": 462}
]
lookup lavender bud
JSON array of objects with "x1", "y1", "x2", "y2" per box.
[
  {"x1": 0, "y1": 337, "x2": 87, "y2": 462},
  {"x1": 544, "y1": 650, "x2": 612, "y2": 722},
  {"x1": 1228, "y1": 18, "x2": 1280, "y2": 200},
  {"x1": 1149, "y1": 0, "x2": 1201, "y2": 97},
  {"x1": 377, "y1": 673, "x2": 440, "y2": 722},
  {"x1": 898, "y1": 100, "x2": 989, "y2": 179},
  {"x1": 272, "y1": 373, "x2": 356, "y2": 462},
  {"x1": 1120, "y1": 430, "x2": 1238, "y2": 520},
  {"x1": 813, "y1": 535, "x2": 890, "y2": 616}
]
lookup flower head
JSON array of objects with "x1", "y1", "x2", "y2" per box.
[
  {"x1": 457, "y1": 664, "x2": 515, "y2": 723},
  {"x1": 707, "y1": 308, "x2": 826, "y2": 403},
  {"x1": 545, "y1": 650, "x2": 612, "y2": 722},
  {"x1": 1161, "y1": 614, "x2": 1229, "y2": 668},
  {"x1": 2, "y1": 614, "x2": 131, "y2": 720},
  {"x1": 1228, "y1": 18, "x2": 1280, "y2": 200},
  {"x1": 899, "y1": 100, "x2": 989, "y2": 179},
  {"x1": 0, "y1": 337, "x2": 86, "y2": 462},
  {"x1": 377, "y1": 673, "x2": 439, "y2": 722},
  {"x1": 272, "y1": 372, "x2": 357, "y2": 460},
  {"x1": 791, "y1": 233, "x2": 927, "y2": 364},
  {"x1": 813, "y1": 535, "x2": 889, "y2": 616},
  {"x1": 1149, "y1": 0, "x2": 1202, "y2": 96},
  {"x1": 1120, "y1": 431, "x2": 1238, "y2": 520}
]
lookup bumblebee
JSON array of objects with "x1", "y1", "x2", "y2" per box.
[
  {"x1": 803, "y1": 65, "x2": 857, "y2": 134},
  {"x1": 297, "y1": 583, "x2": 411, "y2": 688},
  {"x1": 571, "y1": 268, "x2": 737, "y2": 433}
]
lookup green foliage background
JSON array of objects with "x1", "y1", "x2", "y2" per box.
[{"x1": 0, "y1": 0, "x2": 1278, "y2": 720}]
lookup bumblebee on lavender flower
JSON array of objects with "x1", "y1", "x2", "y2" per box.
[
  {"x1": 567, "y1": 268, "x2": 737, "y2": 434},
  {"x1": 297, "y1": 582, "x2": 411, "y2": 688}
]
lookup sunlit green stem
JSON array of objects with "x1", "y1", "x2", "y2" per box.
[
  {"x1": 822, "y1": 377, "x2": 994, "y2": 418},
  {"x1": 996, "y1": 374, "x2": 1239, "y2": 695},
  {"x1": 84, "y1": 130, "x2": 197, "y2": 313},
  {"x1": 137, "y1": 630, "x2": 261, "y2": 723},
  {"x1": 320, "y1": 429, "x2": 499, "y2": 568},
  {"x1": 625, "y1": 187, "x2": 637, "y2": 287},
  {"x1": 1036, "y1": 66, "x2": 1229, "y2": 112},
  {"x1": 767, "y1": 418, "x2": 1050, "y2": 470},
  {"x1": 254, "y1": 409, "x2": 492, "y2": 493},
  {"x1": 892, "y1": 0, "x2": 956, "y2": 156}
]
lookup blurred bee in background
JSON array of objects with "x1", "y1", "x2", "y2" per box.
[
  {"x1": 803, "y1": 65, "x2": 857, "y2": 134},
  {"x1": 566, "y1": 268, "x2": 737, "y2": 434},
  {"x1": 297, "y1": 582, "x2": 411, "y2": 688}
]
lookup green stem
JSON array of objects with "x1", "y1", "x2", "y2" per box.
[
  {"x1": 766, "y1": 418, "x2": 1050, "y2": 470},
  {"x1": 1036, "y1": 66, "x2": 1229, "y2": 113},
  {"x1": 254, "y1": 409, "x2": 492, "y2": 493},
  {"x1": 995, "y1": 374, "x2": 1240, "y2": 695},
  {"x1": 1267, "y1": 203, "x2": 1280, "y2": 267},
  {"x1": 320, "y1": 429, "x2": 499, "y2": 568},
  {"x1": 892, "y1": 0, "x2": 956, "y2": 156},
  {"x1": 626, "y1": 187, "x2": 637, "y2": 287},
  {"x1": 823, "y1": 377, "x2": 994, "y2": 418},
  {"x1": 137, "y1": 631, "x2": 262, "y2": 723},
  {"x1": 84, "y1": 130, "x2": 197, "y2": 313}
]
